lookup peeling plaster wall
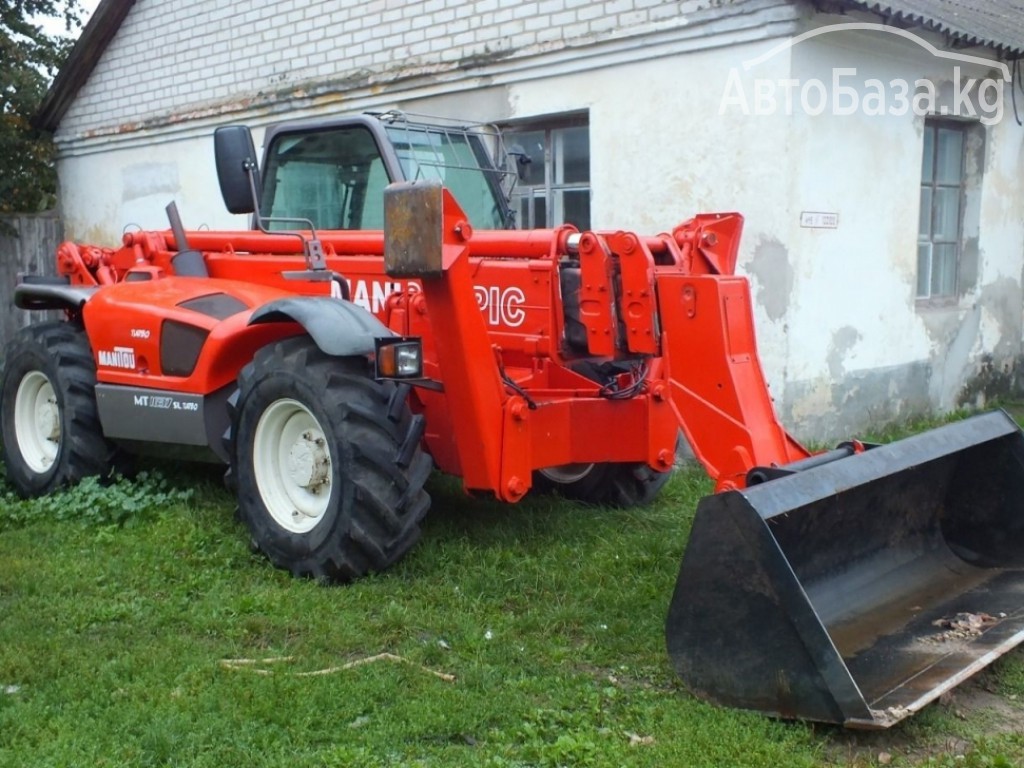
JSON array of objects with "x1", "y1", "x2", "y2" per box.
[
  {"x1": 503, "y1": 25, "x2": 1024, "y2": 443},
  {"x1": 776, "y1": 23, "x2": 1024, "y2": 440},
  {"x1": 57, "y1": 133, "x2": 258, "y2": 242},
  {"x1": 746, "y1": 238, "x2": 794, "y2": 322}
]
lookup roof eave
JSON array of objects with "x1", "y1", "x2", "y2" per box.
[{"x1": 32, "y1": 0, "x2": 137, "y2": 133}]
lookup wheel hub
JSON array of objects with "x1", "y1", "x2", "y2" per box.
[
  {"x1": 539, "y1": 462, "x2": 595, "y2": 485},
  {"x1": 252, "y1": 398, "x2": 333, "y2": 533},
  {"x1": 35, "y1": 399, "x2": 60, "y2": 442},
  {"x1": 286, "y1": 431, "x2": 330, "y2": 497},
  {"x1": 13, "y1": 370, "x2": 60, "y2": 474}
]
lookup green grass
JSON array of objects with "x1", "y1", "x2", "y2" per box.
[{"x1": 2, "y1": 411, "x2": 1024, "y2": 766}]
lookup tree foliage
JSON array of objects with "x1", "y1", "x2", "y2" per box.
[{"x1": 1, "y1": 0, "x2": 82, "y2": 215}]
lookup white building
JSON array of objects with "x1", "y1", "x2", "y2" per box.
[{"x1": 36, "y1": 0, "x2": 1024, "y2": 441}]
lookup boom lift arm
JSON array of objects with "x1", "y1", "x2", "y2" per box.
[{"x1": 379, "y1": 180, "x2": 808, "y2": 499}]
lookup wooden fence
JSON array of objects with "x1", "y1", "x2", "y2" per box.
[{"x1": 0, "y1": 213, "x2": 62, "y2": 352}]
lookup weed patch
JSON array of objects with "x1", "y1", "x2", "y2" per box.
[{"x1": 0, "y1": 469, "x2": 195, "y2": 529}]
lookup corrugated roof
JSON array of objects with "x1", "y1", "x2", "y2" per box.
[{"x1": 842, "y1": 1, "x2": 1024, "y2": 55}]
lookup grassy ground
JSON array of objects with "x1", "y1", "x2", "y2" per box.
[{"x1": 2, "y1": 415, "x2": 1024, "y2": 766}]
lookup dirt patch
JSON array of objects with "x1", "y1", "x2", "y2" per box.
[{"x1": 823, "y1": 673, "x2": 1024, "y2": 766}]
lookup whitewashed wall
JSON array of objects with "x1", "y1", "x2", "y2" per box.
[{"x1": 776, "y1": 24, "x2": 1024, "y2": 438}]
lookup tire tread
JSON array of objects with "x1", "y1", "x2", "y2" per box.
[
  {"x1": 232, "y1": 338, "x2": 431, "y2": 583},
  {"x1": 1, "y1": 322, "x2": 125, "y2": 496}
]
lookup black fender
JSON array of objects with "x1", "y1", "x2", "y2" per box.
[
  {"x1": 247, "y1": 296, "x2": 393, "y2": 357},
  {"x1": 14, "y1": 277, "x2": 98, "y2": 312}
]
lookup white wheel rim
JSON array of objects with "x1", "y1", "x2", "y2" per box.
[
  {"x1": 253, "y1": 398, "x2": 332, "y2": 534},
  {"x1": 13, "y1": 370, "x2": 60, "y2": 474},
  {"x1": 539, "y1": 462, "x2": 595, "y2": 484}
]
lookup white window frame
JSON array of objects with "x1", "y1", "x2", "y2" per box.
[{"x1": 917, "y1": 119, "x2": 968, "y2": 301}]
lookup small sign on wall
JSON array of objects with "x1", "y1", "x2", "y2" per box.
[{"x1": 800, "y1": 211, "x2": 839, "y2": 229}]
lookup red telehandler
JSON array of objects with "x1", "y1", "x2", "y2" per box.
[{"x1": 4, "y1": 113, "x2": 1024, "y2": 728}]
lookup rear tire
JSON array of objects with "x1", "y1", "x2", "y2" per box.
[
  {"x1": 533, "y1": 358, "x2": 678, "y2": 507},
  {"x1": 232, "y1": 338, "x2": 431, "y2": 582},
  {"x1": 1, "y1": 322, "x2": 121, "y2": 496},
  {"x1": 533, "y1": 433, "x2": 681, "y2": 507},
  {"x1": 534, "y1": 460, "x2": 674, "y2": 507}
]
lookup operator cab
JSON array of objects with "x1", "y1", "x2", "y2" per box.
[{"x1": 258, "y1": 112, "x2": 515, "y2": 232}]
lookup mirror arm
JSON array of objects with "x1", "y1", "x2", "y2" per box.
[{"x1": 246, "y1": 162, "x2": 326, "y2": 272}]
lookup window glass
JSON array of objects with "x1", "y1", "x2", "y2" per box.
[
  {"x1": 921, "y1": 127, "x2": 934, "y2": 182},
  {"x1": 935, "y1": 128, "x2": 963, "y2": 184},
  {"x1": 261, "y1": 126, "x2": 386, "y2": 231},
  {"x1": 534, "y1": 195, "x2": 547, "y2": 228},
  {"x1": 556, "y1": 126, "x2": 589, "y2": 185},
  {"x1": 932, "y1": 187, "x2": 960, "y2": 241},
  {"x1": 916, "y1": 243, "x2": 931, "y2": 297},
  {"x1": 918, "y1": 187, "x2": 931, "y2": 236},
  {"x1": 505, "y1": 118, "x2": 590, "y2": 231},
  {"x1": 932, "y1": 243, "x2": 958, "y2": 296},
  {"x1": 916, "y1": 121, "x2": 966, "y2": 300},
  {"x1": 511, "y1": 130, "x2": 546, "y2": 186},
  {"x1": 261, "y1": 123, "x2": 508, "y2": 232},
  {"x1": 561, "y1": 189, "x2": 590, "y2": 231},
  {"x1": 386, "y1": 126, "x2": 507, "y2": 229}
]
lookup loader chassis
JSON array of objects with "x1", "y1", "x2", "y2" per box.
[{"x1": 6, "y1": 114, "x2": 1024, "y2": 729}]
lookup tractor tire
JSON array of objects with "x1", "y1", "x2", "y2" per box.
[
  {"x1": 232, "y1": 338, "x2": 431, "y2": 582},
  {"x1": 534, "y1": 460, "x2": 673, "y2": 508},
  {"x1": 532, "y1": 358, "x2": 678, "y2": 507},
  {"x1": 1, "y1": 322, "x2": 122, "y2": 496},
  {"x1": 533, "y1": 433, "x2": 682, "y2": 508}
]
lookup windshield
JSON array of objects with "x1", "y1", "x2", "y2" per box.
[
  {"x1": 384, "y1": 124, "x2": 509, "y2": 229},
  {"x1": 259, "y1": 121, "x2": 512, "y2": 232}
]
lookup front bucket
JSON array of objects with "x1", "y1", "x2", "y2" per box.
[{"x1": 666, "y1": 410, "x2": 1024, "y2": 728}]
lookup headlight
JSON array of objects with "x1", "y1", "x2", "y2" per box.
[{"x1": 375, "y1": 338, "x2": 423, "y2": 379}]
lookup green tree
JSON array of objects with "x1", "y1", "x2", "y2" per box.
[{"x1": 1, "y1": 0, "x2": 81, "y2": 215}]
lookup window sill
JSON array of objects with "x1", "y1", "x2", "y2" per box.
[{"x1": 915, "y1": 295, "x2": 961, "y2": 312}]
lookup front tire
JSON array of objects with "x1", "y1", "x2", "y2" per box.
[
  {"x1": 1, "y1": 322, "x2": 121, "y2": 496},
  {"x1": 233, "y1": 338, "x2": 431, "y2": 582}
]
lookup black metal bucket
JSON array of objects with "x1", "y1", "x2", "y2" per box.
[{"x1": 666, "y1": 410, "x2": 1024, "y2": 728}]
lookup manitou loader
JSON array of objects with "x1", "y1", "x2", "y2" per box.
[{"x1": 4, "y1": 113, "x2": 1024, "y2": 729}]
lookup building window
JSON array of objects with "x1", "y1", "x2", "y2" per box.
[
  {"x1": 917, "y1": 120, "x2": 967, "y2": 299},
  {"x1": 505, "y1": 119, "x2": 590, "y2": 230}
]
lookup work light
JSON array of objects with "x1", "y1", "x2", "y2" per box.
[{"x1": 374, "y1": 338, "x2": 424, "y2": 380}]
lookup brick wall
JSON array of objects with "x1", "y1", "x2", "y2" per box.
[{"x1": 57, "y1": 0, "x2": 790, "y2": 139}]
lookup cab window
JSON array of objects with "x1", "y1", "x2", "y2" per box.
[{"x1": 260, "y1": 126, "x2": 389, "y2": 230}]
